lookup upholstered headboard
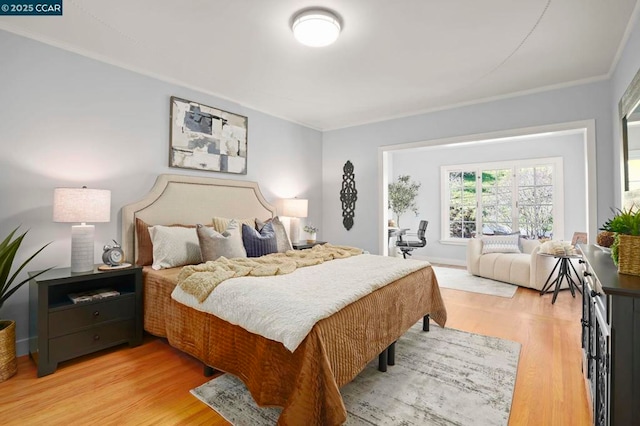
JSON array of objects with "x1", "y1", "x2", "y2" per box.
[{"x1": 121, "y1": 174, "x2": 277, "y2": 263}]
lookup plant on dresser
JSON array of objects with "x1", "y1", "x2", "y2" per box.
[
  {"x1": 599, "y1": 206, "x2": 640, "y2": 275},
  {"x1": 0, "y1": 227, "x2": 51, "y2": 382}
]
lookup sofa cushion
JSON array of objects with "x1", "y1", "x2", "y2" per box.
[{"x1": 478, "y1": 252, "x2": 531, "y2": 287}]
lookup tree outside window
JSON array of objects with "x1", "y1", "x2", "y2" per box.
[{"x1": 443, "y1": 159, "x2": 558, "y2": 240}]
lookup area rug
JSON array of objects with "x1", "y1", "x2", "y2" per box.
[
  {"x1": 191, "y1": 323, "x2": 521, "y2": 426},
  {"x1": 432, "y1": 266, "x2": 518, "y2": 298}
]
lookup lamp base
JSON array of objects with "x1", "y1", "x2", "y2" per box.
[
  {"x1": 289, "y1": 217, "x2": 301, "y2": 243},
  {"x1": 71, "y1": 224, "x2": 95, "y2": 273}
]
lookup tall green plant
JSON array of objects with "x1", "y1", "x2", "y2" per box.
[
  {"x1": 388, "y1": 175, "x2": 421, "y2": 226},
  {"x1": 599, "y1": 206, "x2": 640, "y2": 265},
  {"x1": 0, "y1": 227, "x2": 52, "y2": 314},
  {"x1": 600, "y1": 206, "x2": 640, "y2": 235}
]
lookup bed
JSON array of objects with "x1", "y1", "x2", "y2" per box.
[{"x1": 121, "y1": 174, "x2": 447, "y2": 425}]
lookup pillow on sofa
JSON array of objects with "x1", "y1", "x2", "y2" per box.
[
  {"x1": 481, "y1": 233, "x2": 521, "y2": 254},
  {"x1": 149, "y1": 225, "x2": 203, "y2": 270},
  {"x1": 197, "y1": 219, "x2": 247, "y2": 261},
  {"x1": 242, "y1": 222, "x2": 277, "y2": 257}
]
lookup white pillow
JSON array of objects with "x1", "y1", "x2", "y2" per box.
[
  {"x1": 149, "y1": 225, "x2": 202, "y2": 270},
  {"x1": 197, "y1": 219, "x2": 247, "y2": 261},
  {"x1": 481, "y1": 233, "x2": 521, "y2": 254}
]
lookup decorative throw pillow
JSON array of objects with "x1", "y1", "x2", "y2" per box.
[
  {"x1": 135, "y1": 218, "x2": 155, "y2": 266},
  {"x1": 197, "y1": 220, "x2": 247, "y2": 261},
  {"x1": 256, "y1": 216, "x2": 292, "y2": 253},
  {"x1": 481, "y1": 233, "x2": 522, "y2": 254},
  {"x1": 212, "y1": 217, "x2": 256, "y2": 233},
  {"x1": 135, "y1": 218, "x2": 201, "y2": 266},
  {"x1": 242, "y1": 222, "x2": 277, "y2": 257},
  {"x1": 149, "y1": 225, "x2": 203, "y2": 270}
]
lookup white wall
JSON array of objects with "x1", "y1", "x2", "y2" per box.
[
  {"x1": 323, "y1": 81, "x2": 612, "y2": 255},
  {"x1": 0, "y1": 30, "x2": 322, "y2": 355},
  {"x1": 389, "y1": 132, "x2": 587, "y2": 263}
]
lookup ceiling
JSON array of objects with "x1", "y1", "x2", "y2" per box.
[{"x1": 1, "y1": 0, "x2": 638, "y2": 130}]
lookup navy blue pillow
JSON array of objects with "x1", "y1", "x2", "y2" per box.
[{"x1": 242, "y1": 222, "x2": 277, "y2": 257}]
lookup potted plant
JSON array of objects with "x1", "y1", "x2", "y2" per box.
[
  {"x1": 0, "y1": 227, "x2": 51, "y2": 382},
  {"x1": 599, "y1": 206, "x2": 640, "y2": 275},
  {"x1": 303, "y1": 224, "x2": 318, "y2": 243},
  {"x1": 388, "y1": 175, "x2": 421, "y2": 227}
]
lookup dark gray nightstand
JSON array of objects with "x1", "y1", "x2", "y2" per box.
[
  {"x1": 292, "y1": 241, "x2": 327, "y2": 250},
  {"x1": 28, "y1": 265, "x2": 142, "y2": 377}
]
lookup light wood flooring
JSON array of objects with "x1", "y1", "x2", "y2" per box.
[{"x1": 0, "y1": 271, "x2": 591, "y2": 425}]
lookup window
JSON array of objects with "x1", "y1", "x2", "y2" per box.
[{"x1": 441, "y1": 158, "x2": 563, "y2": 242}]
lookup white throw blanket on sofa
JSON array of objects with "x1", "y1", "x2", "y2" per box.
[{"x1": 171, "y1": 254, "x2": 430, "y2": 352}]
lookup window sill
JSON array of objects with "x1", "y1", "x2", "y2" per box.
[{"x1": 439, "y1": 239, "x2": 470, "y2": 246}]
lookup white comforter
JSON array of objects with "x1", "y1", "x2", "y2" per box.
[{"x1": 171, "y1": 254, "x2": 430, "y2": 352}]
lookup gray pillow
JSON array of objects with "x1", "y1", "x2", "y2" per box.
[
  {"x1": 242, "y1": 222, "x2": 278, "y2": 257},
  {"x1": 256, "y1": 216, "x2": 292, "y2": 253},
  {"x1": 197, "y1": 219, "x2": 247, "y2": 261}
]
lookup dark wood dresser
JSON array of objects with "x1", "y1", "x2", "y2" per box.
[
  {"x1": 579, "y1": 244, "x2": 640, "y2": 425},
  {"x1": 28, "y1": 265, "x2": 142, "y2": 377}
]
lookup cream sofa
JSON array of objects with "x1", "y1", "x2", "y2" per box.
[{"x1": 466, "y1": 237, "x2": 566, "y2": 291}]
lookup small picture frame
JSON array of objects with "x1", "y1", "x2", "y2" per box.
[
  {"x1": 571, "y1": 232, "x2": 588, "y2": 245},
  {"x1": 169, "y1": 96, "x2": 248, "y2": 174}
]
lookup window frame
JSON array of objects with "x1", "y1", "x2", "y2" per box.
[{"x1": 440, "y1": 157, "x2": 564, "y2": 244}]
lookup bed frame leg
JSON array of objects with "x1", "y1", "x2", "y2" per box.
[
  {"x1": 378, "y1": 349, "x2": 388, "y2": 372},
  {"x1": 423, "y1": 314, "x2": 430, "y2": 332},
  {"x1": 387, "y1": 341, "x2": 396, "y2": 366},
  {"x1": 203, "y1": 365, "x2": 216, "y2": 377}
]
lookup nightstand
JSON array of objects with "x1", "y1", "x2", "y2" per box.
[
  {"x1": 28, "y1": 265, "x2": 142, "y2": 377},
  {"x1": 292, "y1": 241, "x2": 327, "y2": 250}
]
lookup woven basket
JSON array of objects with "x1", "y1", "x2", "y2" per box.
[
  {"x1": 617, "y1": 234, "x2": 640, "y2": 276},
  {"x1": 0, "y1": 320, "x2": 18, "y2": 382}
]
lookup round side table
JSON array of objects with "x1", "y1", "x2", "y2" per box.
[{"x1": 539, "y1": 253, "x2": 583, "y2": 304}]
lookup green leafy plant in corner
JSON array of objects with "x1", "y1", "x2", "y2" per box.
[
  {"x1": 599, "y1": 206, "x2": 640, "y2": 265},
  {"x1": 0, "y1": 227, "x2": 52, "y2": 320},
  {"x1": 388, "y1": 175, "x2": 421, "y2": 226}
]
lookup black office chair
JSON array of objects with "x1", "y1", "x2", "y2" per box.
[{"x1": 396, "y1": 220, "x2": 428, "y2": 259}]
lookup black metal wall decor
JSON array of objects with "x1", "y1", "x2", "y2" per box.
[{"x1": 340, "y1": 160, "x2": 357, "y2": 230}]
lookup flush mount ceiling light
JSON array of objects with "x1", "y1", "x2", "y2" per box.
[{"x1": 292, "y1": 9, "x2": 341, "y2": 47}]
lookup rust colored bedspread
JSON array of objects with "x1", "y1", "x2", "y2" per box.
[{"x1": 143, "y1": 263, "x2": 447, "y2": 425}]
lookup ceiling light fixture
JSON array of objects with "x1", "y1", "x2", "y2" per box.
[{"x1": 292, "y1": 9, "x2": 341, "y2": 47}]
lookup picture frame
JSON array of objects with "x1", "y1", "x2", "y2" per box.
[
  {"x1": 571, "y1": 232, "x2": 588, "y2": 246},
  {"x1": 169, "y1": 96, "x2": 248, "y2": 174}
]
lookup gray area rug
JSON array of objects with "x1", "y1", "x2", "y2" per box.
[
  {"x1": 432, "y1": 266, "x2": 518, "y2": 298},
  {"x1": 191, "y1": 323, "x2": 521, "y2": 425}
]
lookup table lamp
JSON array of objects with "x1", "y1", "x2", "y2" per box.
[
  {"x1": 53, "y1": 186, "x2": 111, "y2": 273},
  {"x1": 281, "y1": 198, "x2": 308, "y2": 243}
]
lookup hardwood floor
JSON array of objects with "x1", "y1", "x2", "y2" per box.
[{"x1": 0, "y1": 278, "x2": 590, "y2": 425}]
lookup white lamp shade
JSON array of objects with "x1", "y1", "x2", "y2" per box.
[
  {"x1": 53, "y1": 187, "x2": 111, "y2": 223},
  {"x1": 281, "y1": 198, "x2": 308, "y2": 218},
  {"x1": 292, "y1": 9, "x2": 341, "y2": 47}
]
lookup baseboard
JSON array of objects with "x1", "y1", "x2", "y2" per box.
[
  {"x1": 16, "y1": 337, "x2": 29, "y2": 357},
  {"x1": 411, "y1": 255, "x2": 466, "y2": 267}
]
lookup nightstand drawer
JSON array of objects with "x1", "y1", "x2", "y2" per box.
[
  {"x1": 49, "y1": 295, "x2": 135, "y2": 337},
  {"x1": 49, "y1": 319, "x2": 134, "y2": 361}
]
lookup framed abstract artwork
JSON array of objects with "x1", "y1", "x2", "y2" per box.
[{"x1": 169, "y1": 96, "x2": 248, "y2": 174}]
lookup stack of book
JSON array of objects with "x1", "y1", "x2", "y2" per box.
[{"x1": 68, "y1": 288, "x2": 120, "y2": 304}]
